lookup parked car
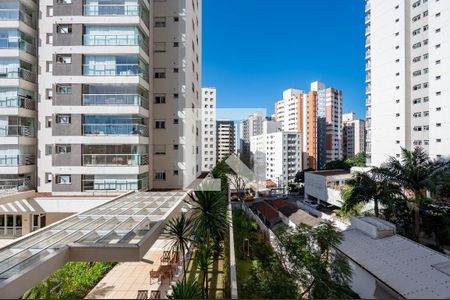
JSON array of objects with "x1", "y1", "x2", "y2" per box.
[{"x1": 303, "y1": 199, "x2": 319, "y2": 209}]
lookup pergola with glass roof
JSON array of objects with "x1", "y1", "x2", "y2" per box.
[{"x1": 0, "y1": 191, "x2": 188, "y2": 299}]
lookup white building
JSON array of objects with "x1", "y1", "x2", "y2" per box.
[
  {"x1": 304, "y1": 170, "x2": 352, "y2": 208},
  {"x1": 239, "y1": 112, "x2": 265, "y2": 156},
  {"x1": 343, "y1": 112, "x2": 366, "y2": 159},
  {"x1": 201, "y1": 88, "x2": 216, "y2": 172},
  {"x1": 0, "y1": 0, "x2": 202, "y2": 195},
  {"x1": 250, "y1": 130, "x2": 302, "y2": 187},
  {"x1": 366, "y1": 0, "x2": 450, "y2": 166},
  {"x1": 216, "y1": 120, "x2": 237, "y2": 162}
]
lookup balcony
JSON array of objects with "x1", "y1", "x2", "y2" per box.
[
  {"x1": 0, "y1": 67, "x2": 36, "y2": 83},
  {"x1": 0, "y1": 96, "x2": 35, "y2": 110},
  {"x1": 82, "y1": 94, "x2": 148, "y2": 108},
  {"x1": 0, "y1": 155, "x2": 35, "y2": 166},
  {"x1": 83, "y1": 34, "x2": 148, "y2": 53},
  {"x1": 0, "y1": 178, "x2": 33, "y2": 195},
  {"x1": 0, "y1": 9, "x2": 33, "y2": 27},
  {"x1": 366, "y1": 98, "x2": 372, "y2": 106},
  {"x1": 0, "y1": 37, "x2": 36, "y2": 55},
  {"x1": 82, "y1": 124, "x2": 149, "y2": 137},
  {"x1": 82, "y1": 154, "x2": 149, "y2": 166},
  {"x1": 83, "y1": 4, "x2": 139, "y2": 16},
  {"x1": 82, "y1": 64, "x2": 148, "y2": 81},
  {"x1": 0, "y1": 125, "x2": 34, "y2": 137}
]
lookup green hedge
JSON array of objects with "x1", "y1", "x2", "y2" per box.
[{"x1": 22, "y1": 262, "x2": 116, "y2": 299}]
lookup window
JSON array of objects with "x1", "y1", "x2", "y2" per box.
[
  {"x1": 154, "y1": 17, "x2": 166, "y2": 27},
  {"x1": 56, "y1": 54, "x2": 72, "y2": 64},
  {"x1": 56, "y1": 114, "x2": 71, "y2": 124},
  {"x1": 173, "y1": 42, "x2": 179, "y2": 47},
  {"x1": 46, "y1": 34, "x2": 53, "y2": 44},
  {"x1": 55, "y1": 145, "x2": 71, "y2": 154},
  {"x1": 173, "y1": 144, "x2": 179, "y2": 150},
  {"x1": 45, "y1": 116, "x2": 52, "y2": 128},
  {"x1": 173, "y1": 68, "x2": 179, "y2": 73},
  {"x1": 173, "y1": 93, "x2": 179, "y2": 99},
  {"x1": 56, "y1": 84, "x2": 72, "y2": 94},
  {"x1": 56, "y1": 0, "x2": 72, "y2": 3},
  {"x1": 173, "y1": 118, "x2": 179, "y2": 124},
  {"x1": 154, "y1": 42, "x2": 166, "y2": 52},
  {"x1": 154, "y1": 94, "x2": 166, "y2": 103},
  {"x1": 154, "y1": 68, "x2": 166, "y2": 78},
  {"x1": 155, "y1": 120, "x2": 165, "y2": 129},
  {"x1": 173, "y1": 170, "x2": 179, "y2": 176},
  {"x1": 56, "y1": 175, "x2": 71, "y2": 185},
  {"x1": 155, "y1": 172, "x2": 166, "y2": 181},
  {"x1": 46, "y1": 61, "x2": 52, "y2": 72},
  {"x1": 154, "y1": 145, "x2": 166, "y2": 155},
  {"x1": 57, "y1": 24, "x2": 72, "y2": 34},
  {"x1": 173, "y1": 16, "x2": 179, "y2": 22},
  {"x1": 47, "y1": 6, "x2": 53, "y2": 17}
]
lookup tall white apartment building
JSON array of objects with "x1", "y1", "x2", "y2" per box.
[
  {"x1": 216, "y1": 120, "x2": 237, "y2": 162},
  {"x1": 365, "y1": 0, "x2": 450, "y2": 166},
  {"x1": 0, "y1": 0, "x2": 202, "y2": 195},
  {"x1": 239, "y1": 112, "x2": 265, "y2": 156},
  {"x1": 0, "y1": 0, "x2": 37, "y2": 192},
  {"x1": 201, "y1": 87, "x2": 216, "y2": 172},
  {"x1": 250, "y1": 130, "x2": 302, "y2": 187},
  {"x1": 342, "y1": 113, "x2": 366, "y2": 159}
]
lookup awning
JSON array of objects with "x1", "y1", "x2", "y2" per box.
[{"x1": 0, "y1": 199, "x2": 44, "y2": 214}]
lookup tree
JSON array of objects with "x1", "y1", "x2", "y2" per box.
[
  {"x1": 166, "y1": 213, "x2": 193, "y2": 274},
  {"x1": 168, "y1": 278, "x2": 203, "y2": 299},
  {"x1": 275, "y1": 222, "x2": 357, "y2": 299},
  {"x1": 345, "y1": 152, "x2": 367, "y2": 167},
  {"x1": 294, "y1": 168, "x2": 315, "y2": 183},
  {"x1": 341, "y1": 171, "x2": 402, "y2": 217},
  {"x1": 322, "y1": 160, "x2": 351, "y2": 171},
  {"x1": 195, "y1": 245, "x2": 213, "y2": 298}
]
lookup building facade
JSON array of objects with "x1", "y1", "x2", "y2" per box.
[
  {"x1": 365, "y1": 0, "x2": 450, "y2": 166},
  {"x1": 239, "y1": 112, "x2": 265, "y2": 157},
  {"x1": 0, "y1": 0, "x2": 202, "y2": 195},
  {"x1": 343, "y1": 113, "x2": 366, "y2": 159},
  {"x1": 216, "y1": 120, "x2": 236, "y2": 162},
  {"x1": 201, "y1": 87, "x2": 216, "y2": 172}
]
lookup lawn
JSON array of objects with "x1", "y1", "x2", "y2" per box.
[
  {"x1": 22, "y1": 262, "x2": 116, "y2": 299},
  {"x1": 184, "y1": 252, "x2": 226, "y2": 299}
]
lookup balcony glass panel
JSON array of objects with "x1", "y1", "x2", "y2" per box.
[
  {"x1": 0, "y1": 2, "x2": 34, "y2": 26},
  {"x1": 0, "y1": 155, "x2": 36, "y2": 166},
  {"x1": 0, "y1": 175, "x2": 33, "y2": 194},
  {"x1": 83, "y1": 56, "x2": 148, "y2": 80},
  {"x1": 0, "y1": 59, "x2": 36, "y2": 82},
  {"x1": 82, "y1": 84, "x2": 148, "y2": 108},
  {"x1": 83, "y1": 26, "x2": 148, "y2": 52},
  {"x1": 82, "y1": 115, "x2": 148, "y2": 136},
  {"x1": 83, "y1": 0, "x2": 139, "y2": 16},
  {"x1": 0, "y1": 30, "x2": 36, "y2": 54},
  {"x1": 82, "y1": 173, "x2": 148, "y2": 191},
  {"x1": 0, "y1": 88, "x2": 35, "y2": 110},
  {"x1": 82, "y1": 144, "x2": 148, "y2": 166},
  {"x1": 0, "y1": 117, "x2": 35, "y2": 137}
]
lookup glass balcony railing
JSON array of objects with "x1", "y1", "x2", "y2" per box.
[
  {"x1": 0, "y1": 96, "x2": 35, "y2": 110},
  {"x1": 0, "y1": 38, "x2": 36, "y2": 54},
  {"x1": 0, "y1": 67, "x2": 36, "y2": 83},
  {"x1": 0, "y1": 125, "x2": 34, "y2": 137},
  {"x1": 0, "y1": 155, "x2": 36, "y2": 166},
  {"x1": 83, "y1": 4, "x2": 139, "y2": 16},
  {"x1": 0, "y1": 178, "x2": 33, "y2": 195},
  {"x1": 82, "y1": 124, "x2": 148, "y2": 137},
  {"x1": 82, "y1": 178, "x2": 147, "y2": 191},
  {"x1": 82, "y1": 64, "x2": 148, "y2": 80},
  {"x1": 0, "y1": 9, "x2": 33, "y2": 27},
  {"x1": 83, "y1": 34, "x2": 148, "y2": 52},
  {"x1": 83, "y1": 154, "x2": 149, "y2": 166},
  {"x1": 82, "y1": 94, "x2": 147, "y2": 108}
]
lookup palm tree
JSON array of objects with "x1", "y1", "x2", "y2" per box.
[
  {"x1": 168, "y1": 278, "x2": 203, "y2": 299},
  {"x1": 166, "y1": 213, "x2": 193, "y2": 274},
  {"x1": 342, "y1": 171, "x2": 402, "y2": 217},
  {"x1": 195, "y1": 245, "x2": 213, "y2": 299}
]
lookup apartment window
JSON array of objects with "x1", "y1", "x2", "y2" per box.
[
  {"x1": 56, "y1": 54, "x2": 72, "y2": 64},
  {"x1": 173, "y1": 170, "x2": 179, "y2": 176},
  {"x1": 55, "y1": 145, "x2": 71, "y2": 154},
  {"x1": 173, "y1": 144, "x2": 179, "y2": 150},
  {"x1": 155, "y1": 120, "x2": 165, "y2": 129},
  {"x1": 46, "y1": 34, "x2": 53, "y2": 44},
  {"x1": 173, "y1": 118, "x2": 179, "y2": 125},
  {"x1": 56, "y1": 175, "x2": 71, "y2": 185},
  {"x1": 436, "y1": 60, "x2": 441, "y2": 65},
  {"x1": 436, "y1": 76, "x2": 441, "y2": 80},
  {"x1": 46, "y1": 89, "x2": 53, "y2": 100},
  {"x1": 56, "y1": 0, "x2": 72, "y2": 3},
  {"x1": 45, "y1": 145, "x2": 52, "y2": 155},
  {"x1": 436, "y1": 139, "x2": 442, "y2": 143},
  {"x1": 57, "y1": 24, "x2": 72, "y2": 34},
  {"x1": 173, "y1": 93, "x2": 179, "y2": 99},
  {"x1": 154, "y1": 172, "x2": 166, "y2": 181},
  {"x1": 173, "y1": 68, "x2": 179, "y2": 73},
  {"x1": 45, "y1": 116, "x2": 52, "y2": 128},
  {"x1": 47, "y1": 6, "x2": 53, "y2": 17},
  {"x1": 154, "y1": 68, "x2": 166, "y2": 79},
  {"x1": 154, "y1": 17, "x2": 166, "y2": 27},
  {"x1": 154, "y1": 42, "x2": 166, "y2": 53},
  {"x1": 437, "y1": 123, "x2": 442, "y2": 127},
  {"x1": 46, "y1": 61, "x2": 52, "y2": 73},
  {"x1": 436, "y1": 107, "x2": 442, "y2": 111},
  {"x1": 173, "y1": 16, "x2": 179, "y2": 22},
  {"x1": 154, "y1": 94, "x2": 166, "y2": 104},
  {"x1": 154, "y1": 145, "x2": 166, "y2": 155},
  {"x1": 56, "y1": 114, "x2": 71, "y2": 124},
  {"x1": 56, "y1": 84, "x2": 72, "y2": 94},
  {"x1": 436, "y1": 28, "x2": 441, "y2": 33},
  {"x1": 436, "y1": 91, "x2": 442, "y2": 96},
  {"x1": 173, "y1": 42, "x2": 179, "y2": 47}
]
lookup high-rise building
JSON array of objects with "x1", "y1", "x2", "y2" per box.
[
  {"x1": 365, "y1": 0, "x2": 450, "y2": 166},
  {"x1": 216, "y1": 120, "x2": 237, "y2": 162},
  {"x1": 0, "y1": 0, "x2": 202, "y2": 195},
  {"x1": 239, "y1": 112, "x2": 265, "y2": 156},
  {"x1": 0, "y1": 0, "x2": 38, "y2": 192},
  {"x1": 342, "y1": 113, "x2": 366, "y2": 159},
  {"x1": 274, "y1": 82, "x2": 342, "y2": 170},
  {"x1": 201, "y1": 87, "x2": 216, "y2": 172}
]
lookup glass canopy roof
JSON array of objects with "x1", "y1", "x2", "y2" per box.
[{"x1": 0, "y1": 191, "x2": 187, "y2": 284}]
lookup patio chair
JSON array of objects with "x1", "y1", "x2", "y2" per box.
[
  {"x1": 150, "y1": 290, "x2": 161, "y2": 299},
  {"x1": 136, "y1": 290, "x2": 148, "y2": 299},
  {"x1": 149, "y1": 269, "x2": 161, "y2": 284}
]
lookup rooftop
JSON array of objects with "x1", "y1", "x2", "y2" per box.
[
  {"x1": 310, "y1": 170, "x2": 351, "y2": 177},
  {"x1": 288, "y1": 209, "x2": 321, "y2": 228},
  {"x1": 253, "y1": 201, "x2": 279, "y2": 221}
]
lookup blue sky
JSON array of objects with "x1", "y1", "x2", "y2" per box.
[{"x1": 202, "y1": 0, "x2": 366, "y2": 119}]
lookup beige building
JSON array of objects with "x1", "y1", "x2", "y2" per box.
[
  {"x1": 342, "y1": 112, "x2": 366, "y2": 159},
  {"x1": 216, "y1": 120, "x2": 236, "y2": 162}
]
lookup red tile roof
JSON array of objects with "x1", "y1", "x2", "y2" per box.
[{"x1": 254, "y1": 201, "x2": 279, "y2": 221}]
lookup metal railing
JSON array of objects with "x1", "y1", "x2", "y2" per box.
[
  {"x1": 0, "y1": 155, "x2": 36, "y2": 166},
  {"x1": 0, "y1": 67, "x2": 36, "y2": 82},
  {"x1": 83, "y1": 34, "x2": 148, "y2": 52},
  {"x1": 82, "y1": 124, "x2": 149, "y2": 137},
  {"x1": 0, "y1": 96, "x2": 35, "y2": 110},
  {"x1": 82, "y1": 64, "x2": 148, "y2": 80},
  {"x1": 82, "y1": 94, "x2": 148, "y2": 107},
  {"x1": 83, "y1": 4, "x2": 139, "y2": 16},
  {"x1": 82, "y1": 154, "x2": 149, "y2": 166},
  {"x1": 0, "y1": 37, "x2": 36, "y2": 54},
  {"x1": 0, "y1": 178, "x2": 33, "y2": 195},
  {"x1": 0, "y1": 125, "x2": 34, "y2": 137}
]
